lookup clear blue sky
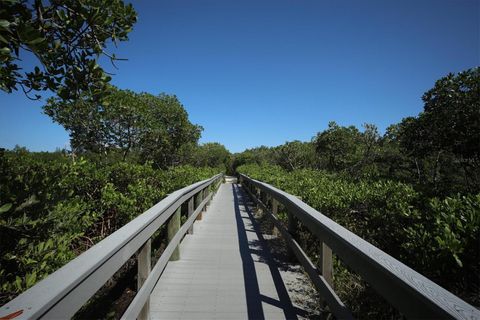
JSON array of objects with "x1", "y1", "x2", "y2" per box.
[{"x1": 1, "y1": 0, "x2": 478, "y2": 153}]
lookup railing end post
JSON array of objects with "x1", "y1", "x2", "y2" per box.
[
  {"x1": 320, "y1": 242, "x2": 333, "y2": 288},
  {"x1": 187, "y1": 197, "x2": 194, "y2": 234},
  {"x1": 137, "y1": 239, "x2": 151, "y2": 320},
  {"x1": 168, "y1": 207, "x2": 181, "y2": 261}
]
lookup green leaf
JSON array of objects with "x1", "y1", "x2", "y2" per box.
[
  {"x1": 0, "y1": 20, "x2": 10, "y2": 29},
  {"x1": 0, "y1": 203, "x2": 12, "y2": 213},
  {"x1": 26, "y1": 272, "x2": 37, "y2": 287},
  {"x1": 453, "y1": 254, "x2": 463, "y2": 267},
  {"x1": 15, "y1": 276, "x2": 22, "y2": 290},
  {"x1": 0, "y1": 47, "x2": 11, "y2": 55},
  {"x1": 0, "y1": 34, "x2": 8, "y2": 44},
  {"x1": 28, "y1": 37, "x2": 45, "y2": 45}
]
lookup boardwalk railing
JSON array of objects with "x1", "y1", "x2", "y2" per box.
[
  {"x1": 0, "y1": 173, "x2": 223, "y2": 320},
  {"x1": 239, "y1": 174, "x2": 480, "y2": 320}
]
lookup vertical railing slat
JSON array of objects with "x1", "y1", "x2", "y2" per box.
[
  {"x1": 137, "y1": 239, "x2": 151, "y2": 320},
  {"x1": 187, "y1": 197, "x2": 194, "y2": 234},
  {"x1": 168, "y1": 207, "x2": 181, "y2": 261},
  {"x1": 320, "y1": 243, "x2": 333, "y2": 287},
  {"x1": 195, "y1": 190, "x2": 203, "y2": 220}
]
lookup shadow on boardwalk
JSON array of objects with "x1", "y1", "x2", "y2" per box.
[{"x1": 232, "y1": 183, "x2": 310, "y2": 319}]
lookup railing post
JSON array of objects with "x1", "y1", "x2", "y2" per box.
[
  {"x1": 286, "y1": 196, "x2": 302, "y2": 261},
  {"x1": 255, "y1": 187, "x2": 262, "y2": 213},
  {"x1": 168, "y1": 207, "x2": 181, "y2": 261},
  {"x1": 287, "y1": 211, "x2": 297, "y2": 261},
  {"x1": 320, "y1": 242, "x2": 333, "y2": 287},
  {"x1": 203, "y1": 188, "x2": 208, "y2": 212},
  {"x1": 266, "y1": 194, "x2": 272, "y2": 211},
  {"x1": 272, "y1": 198, "x2": 278, "y2": 216},
  {"x1": 271, "y1": 198, "x2": 280, "y2": 237},
  {"x1": 261, "y1": 190, "x2": 267, "y2": 208},
  {"x1": 187, "y1": 197, "x2": 194, "y2": 234},
  {"x1": 195, "y1": 190, "x2": 203, "y2": 220},
  {"x1": 137, "y1": 239, "x2": 151, "y2": 320},
  {"x1": 207, "y1": 186, "x2": 212, "y2": 208}
]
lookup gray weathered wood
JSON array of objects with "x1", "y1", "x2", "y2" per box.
[
  {"x1": 121, "y1": 192, "x2": 213, "y2": 320},
  {"x1": 272, "y1": 197, "x2": 279, "y2": 215},
  {"x1": 239, "y1": 174, "x2": 480, "y2": 320},
  {"x1": 195, "y1": 190, "x2": 203, "y2": 220},
  {"x1": 244, "y1": 185, "x2": 353, "y2": 319},
  {"x1": 187, "y1": 197, "x2": 194, "y2": 234},
  {"x1": 137, "y1": 239, "x2": 151, "y2": 320},
  {"x1": 320, "y1": 243, "x2": 333, "y2": 288},
  {"x1": 287, "y1": 210, "x2": 297, "y2": 261},
  {"x1": 0, "y1": 174, "x2": 222, "y2": 320},
  {"x1": 205, "y1": 187, "x2": 211, "y2": 209},
  {"x1": 255, "y1": 187, "x2": 262, "y2": 213},
  {"x1": 149, "y1": 183, "x2": 305, "y2": 320},
  {"x1": 271, "y1": 198, "x2": 280, "y2": 236},
  {"x1": 168, "y1": 207, "x2": 181, "y2": 261}
]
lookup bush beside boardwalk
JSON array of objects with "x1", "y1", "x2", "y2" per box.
[
  {"x1": 238, "y1": 164, "x2": 480, "y2": 318},
  {"x1": 0, "y1": 149, "x2": 219, "y2": 306}
]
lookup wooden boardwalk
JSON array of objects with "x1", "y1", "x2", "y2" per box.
[
  {"x1": 150, "y1": 182, "x2": 305, "y2": 320},
  {"x1": 2, "y1": 175, "x2": 478, "y2": 320}
]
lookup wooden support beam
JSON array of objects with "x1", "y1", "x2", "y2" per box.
[
  {"x1": 203, "y1": 188, "x2": 208, "y2": 212},
  {"x1": 286, "y1": 195, "x2": 301, "y2": 261},
  {"x1": 272, "y1": 198, "x2": 279, "y2": 216},
  {"x1": 168, "y1": 207, "x2": 181, "y2": 261},
  {"x1": 187, "y1": 197, "x2": 194, "y2": 234},
  {"x1": 137, "y1": 239, "x2": 151, "y2": 320},
  {"x1": 287, "y1": 211, "x2": 297, "y2": 261},
  {"x1": 271, "y1": 198, "x2": 279, "y2": 237},
  {"x1": 266, "y1": 194, "x2": 272, "y2": 213},
  {"x1": 206, "y1": 186, "x2": 212, "y2": 207},
  {"x1": 320, "y1": 242, "x2": 333, "y2": 288},
  {"x1": 256, "y1": 187, "x2": 262, "y2": 213},
  {"x1": 195, "y1": 190, "x2": 203, "y2": 220}
]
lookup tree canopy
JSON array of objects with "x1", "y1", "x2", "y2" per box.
[
  {"x1": 273, "y1": 140, "x2": 316, "y2": 171},
  {"x1": 44, "y1": 88, "x2": 202, "y2": 168},
  {"x1": 233, "y1": 68, "x2": 479, "y2": 194},
  {"x1": 399, "y1": 68, "x2": 479, "y2": 161},
  {"x1": 193, "y1": 143, "x2": 231, "y2": 168},
  {"x1": 0, "y1": 0, "x2": 137, "y2": 100}
]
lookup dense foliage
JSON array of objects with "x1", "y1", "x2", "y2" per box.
[
  {"x1": 0, "y1": 149, "x2": 218, "y2": 305},
  {"x1": 234, "y1": 68, "x2": 480, "y2": 315},
  {"x1": 0, "y1": 0, "x2": 137, "y2": 100},
  {"x1": 234, "y1": 68, "x2": 479, "y2": 196},
  {"x1": 238, "y1": 164, "x2": 480, "y2": 314},
  {"x1": 191, "y1": 142, "x2": 231, "y2": 168},
  {"x1": 44, "y1": 88, "x2": 204, "y2": 168}
]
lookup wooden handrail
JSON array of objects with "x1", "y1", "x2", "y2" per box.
[
  {"x1": 0, "y1": 173, "x2": 223, "y2": 320},
  {"x1": 239, "y1": 173, "x2": 480, "y2": 320}
]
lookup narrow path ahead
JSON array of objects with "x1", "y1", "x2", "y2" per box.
[{"x1": 150, "y1": 183, "x2": 307, "y2": 320}]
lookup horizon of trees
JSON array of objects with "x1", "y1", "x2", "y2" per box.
[{"x1": 231, "y1": 67, "x2": 479, "y2": 197}]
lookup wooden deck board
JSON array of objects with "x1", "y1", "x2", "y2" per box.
[{"x1": 150, "y1": 183, "x2": 302, "y2": 320}]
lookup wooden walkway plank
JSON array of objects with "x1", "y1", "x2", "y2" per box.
[{"x1": 150, "y1": 183, "x2": 304, "y2": 320}]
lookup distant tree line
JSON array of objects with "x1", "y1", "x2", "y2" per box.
[
  {"x1": 232, "y1": 67, "x2": 480, "y2": 197},
  {"x1": 42, "y1": 87, "x2": 231, "y2": 169}
]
